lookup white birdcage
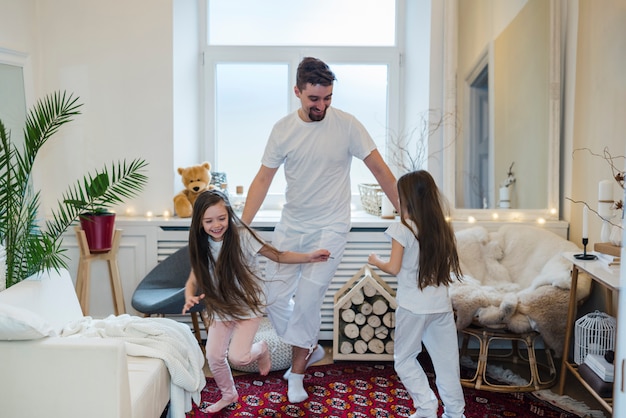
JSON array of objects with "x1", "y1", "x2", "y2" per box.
[{"x1": 574, "y1": 310, "x2": 617, "y2": 365}]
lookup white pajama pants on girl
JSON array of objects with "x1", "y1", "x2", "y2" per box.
[
  {"x1": 263, "y1": 224, "x2": 346, "y2": 349},
  {"x1": 394, "y1": 307, "x2": 466, "y2": 418},
  {"x1": 204, "y1": 317, "x2": 265, "y2": 400}
]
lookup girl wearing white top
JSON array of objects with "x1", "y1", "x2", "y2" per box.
[
  {"x1": 368, "y1": 170, "x2": 466, "y2": 418},
  {"x1": 183, "y1": 190, "x2": 330, "y2": 413}
]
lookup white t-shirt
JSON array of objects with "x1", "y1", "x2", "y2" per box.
[
  {"x1": 384, "y1": 221, "x2": 452, "y2": 314},
  {"x1": 208, "y1": 227, "x2": 265, "y2": 321},
  {"x1": 262, "y1": 107, "x2": 376, "y2": 234}
]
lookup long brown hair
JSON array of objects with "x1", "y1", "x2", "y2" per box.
[
  {"x1": 397, "y1": 170, "x2": 462, "y2": 289},
  {"x1": 188, "y1": 190, "x2": 279, "y2": 322}
]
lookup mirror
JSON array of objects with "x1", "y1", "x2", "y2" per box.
[
  {"x1": 0, "y1": 47, "x2": 31, "y2": 152},
  {"x1": 442, "y1": 0, "x2": 560, "y2": 219}
]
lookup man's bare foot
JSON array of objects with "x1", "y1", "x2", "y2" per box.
[
  {"x1": 258, "y1": 340, "x2": 272, "y2": 376},
  {"x1": 206, "y1": 393, "x2": 238, "y2": 413}
]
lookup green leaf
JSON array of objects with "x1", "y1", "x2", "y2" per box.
[{"x1": 1, "y1": 91, "x2": 149, "y2": 289}]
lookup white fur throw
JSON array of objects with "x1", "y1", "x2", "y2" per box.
[{"x1": 450, "y1": 225, "x2": 591, "y2": 355}]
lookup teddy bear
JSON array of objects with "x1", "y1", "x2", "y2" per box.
[{"x1": 173, "y1": 161, "x2": 215, "y2": 218}]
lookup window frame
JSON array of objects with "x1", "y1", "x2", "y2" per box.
[{"x1": 199, "y1": 0, "x2": 406, "y2": 200}]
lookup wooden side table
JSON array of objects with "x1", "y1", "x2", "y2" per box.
[
  {"x1": 559, "y1": 252, "x2": 620, "y2": 414},
  {"x1": 74, "y1": 226, "x2": 125, "y2": 316}
]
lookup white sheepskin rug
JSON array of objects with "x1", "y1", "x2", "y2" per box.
[{"x1": 450, "y1": 225, "x2": 591, "y2": 356}]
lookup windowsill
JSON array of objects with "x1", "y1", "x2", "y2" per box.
[
  {"x1": 112, "y1": 209, "x2": 395, "y2": 229},
  {"x1": 110, "y1": 210, "x2": 569, "y2": 235}
]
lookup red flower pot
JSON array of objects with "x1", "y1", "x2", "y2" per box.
[{"x1": 80, "y1": 212, "x2": 116, "y2": 253}]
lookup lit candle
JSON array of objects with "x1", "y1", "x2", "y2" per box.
[{"x1": 582, "y1": 205, "x2": 588, "y2": 238}]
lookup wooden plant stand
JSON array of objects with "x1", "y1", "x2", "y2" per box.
[{"x1": 74, "y1": 226, "x2": 125, "y2": 316}]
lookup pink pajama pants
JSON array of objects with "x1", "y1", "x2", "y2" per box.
[{"x1": 205, "y1": 317, "x2": 264, "y2": 399}]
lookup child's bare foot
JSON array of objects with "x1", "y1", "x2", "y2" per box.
[
  {"x1": 206, "y1": 394, "x2": 238, "y2": 413},
  {"x1": 258, "y1": 340, "x2": 272, "y2": 376}
]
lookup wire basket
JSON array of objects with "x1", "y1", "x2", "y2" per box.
[
  {"x1": 358, "y1": 183, "x2": 383, "y2": 216},
  {"x1": 574, "y1": 310, "x2": 617, "y2": 365}
]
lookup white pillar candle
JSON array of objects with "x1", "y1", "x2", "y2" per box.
[
  {"x1": 381, "y1": 195, "x2": 395, "y2": 219},
  {"x1": 599, "y1": 179, "x2": 613, "y2": 200},
  {"x1": 598, "y1": 180, "x2": 614, "y2": 217},
  {"x1": 499, "y1": 187, "x2": 510, "y2": 209},
  {"x1": 582, "y1": 205, "x2": 589, "y2": 239}
]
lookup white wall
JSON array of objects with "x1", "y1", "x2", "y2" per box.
[
  {"x1": 565, "y1": 0, "x2": 626, "y2": 246},
  {"x1": 1, "y1": 0, "x2": 177, "y2": 217},
  {"x1": 2, "y1": 0, "x2": 624, "y2": 234}
]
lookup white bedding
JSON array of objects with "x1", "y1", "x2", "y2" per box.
[{"x1": 61, "y1": 314, "x2": 206, "y2": 418}]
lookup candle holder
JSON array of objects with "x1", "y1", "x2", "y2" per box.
[{"x1": 574, "y1": 238, "x2": 597, "y2": 260}]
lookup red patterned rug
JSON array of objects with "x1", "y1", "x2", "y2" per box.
[{"x1": 185, "y1": 354, "x2": 589, "y2": 417}]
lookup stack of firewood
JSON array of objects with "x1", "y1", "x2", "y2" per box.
[{"x1": 333, "y1": 265, "x2": 396, "y2": 360}]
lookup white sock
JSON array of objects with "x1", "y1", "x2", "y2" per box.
[
  {"x1": 287, "y1": 373, "x2": 308, "y2": 403},
  {"x1": 283, "y1": 344, "x2": 325, "y2": 380}
]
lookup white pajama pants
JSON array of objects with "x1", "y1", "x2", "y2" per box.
[
  {"x1": 263, "y1": 224, "x2": 346, "y2": 349},
  {"x1": 394, "y1": 307, "x2": 466, "y2": 418}
]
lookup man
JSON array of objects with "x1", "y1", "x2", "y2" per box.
[{"x1": 242, "y1": 57, "x2": 398, "y2": 403}]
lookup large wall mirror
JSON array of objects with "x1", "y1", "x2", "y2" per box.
[
  {"x1": 0, "y1": 47, "x2": 32, "y2": 152},
  {"x1": 442, "y1": 0, "x2": 561, "y2": 220}
]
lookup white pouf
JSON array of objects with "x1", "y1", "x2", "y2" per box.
[{"x1": 229, "y1": 317, "x2": 292, "y2": 373}]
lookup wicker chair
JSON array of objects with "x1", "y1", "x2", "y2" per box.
[{"x1": 450, "y1": 225, "x2": 591, "y2": 392}]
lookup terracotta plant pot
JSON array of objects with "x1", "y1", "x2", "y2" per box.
[{"x1": 80, "y1": 212, "x2": 116, "y2": 253}]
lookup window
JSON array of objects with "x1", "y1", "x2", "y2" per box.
[{"x1": 202, "y1": 0, "x2": 421, "y2": 203}]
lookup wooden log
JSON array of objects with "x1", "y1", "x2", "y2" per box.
[
  {"x1": 340, "y1": 341, "x2": 354, "y2": 354},
  {"x1": 350, "y1": 288, "x2": 365, "y2": 305},
  {"x1": 382, "y1": 311, "x2": 395, "y2": 328},
  {"x1": 341, "y1": 308, "x2": 356, "y2": 323},
  {"x1": 372, "y1": 298, "x2": 389, "y2": 316},
  {"x1": 385, "y1": 340, "x2": 394, "y2": 354},
  {"x1": 354, "y1": 340, "x2": 368, "y2": 354},
  {"x1": 354, "y1": 313, "x2": 366, "y2": 326},
  {"x1": 360, "y1": 302, "x2": 373, "y2": 316},
  {"x1": 363, "y1": 281, "x2": 377, "y2": 298},
  {"x1": 344, "y1": 323, "x2": 360, "y2": 339},
  {"x1": 360, "y1": 324, "x2": 374, "y2": 342},
  {"x1": 341, "y1": 299, "x2": 352, "y2": 310},
  {"x1": 367, "y1": 315, "x2": 382, "y2": 328},
  {"x1": 368, "y1": 338, "x2": 385, "y2": 354},
  {"x1": 375, "y1": 325, "x2": 389, "y2": 340}
]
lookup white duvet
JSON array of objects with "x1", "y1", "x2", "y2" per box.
[{"x1": 61, "y1": 314, "x2": 206, "y2": 418}]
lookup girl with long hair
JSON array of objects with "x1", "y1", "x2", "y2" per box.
[
  {"x1": 183, "y1": 190, "x2": 330, "y2": 413},
  {"x1": 368, "y1": 170, "x2": 465, "y2": 418}
]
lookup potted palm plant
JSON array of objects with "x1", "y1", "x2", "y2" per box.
[
  {"x1": 0, "y1": 91, "x2": 148, "y2": 289},
  {"x1": 59, "y1": 159, "x2": 148, "y2": 252}
]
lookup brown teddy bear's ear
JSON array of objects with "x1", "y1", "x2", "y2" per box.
[
  {"x1": 177, "y1": 167, "x2": 185, "y2": 175},
  {"x1": 202, "y1": 162, "x2": 211, "y2": 171}
]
